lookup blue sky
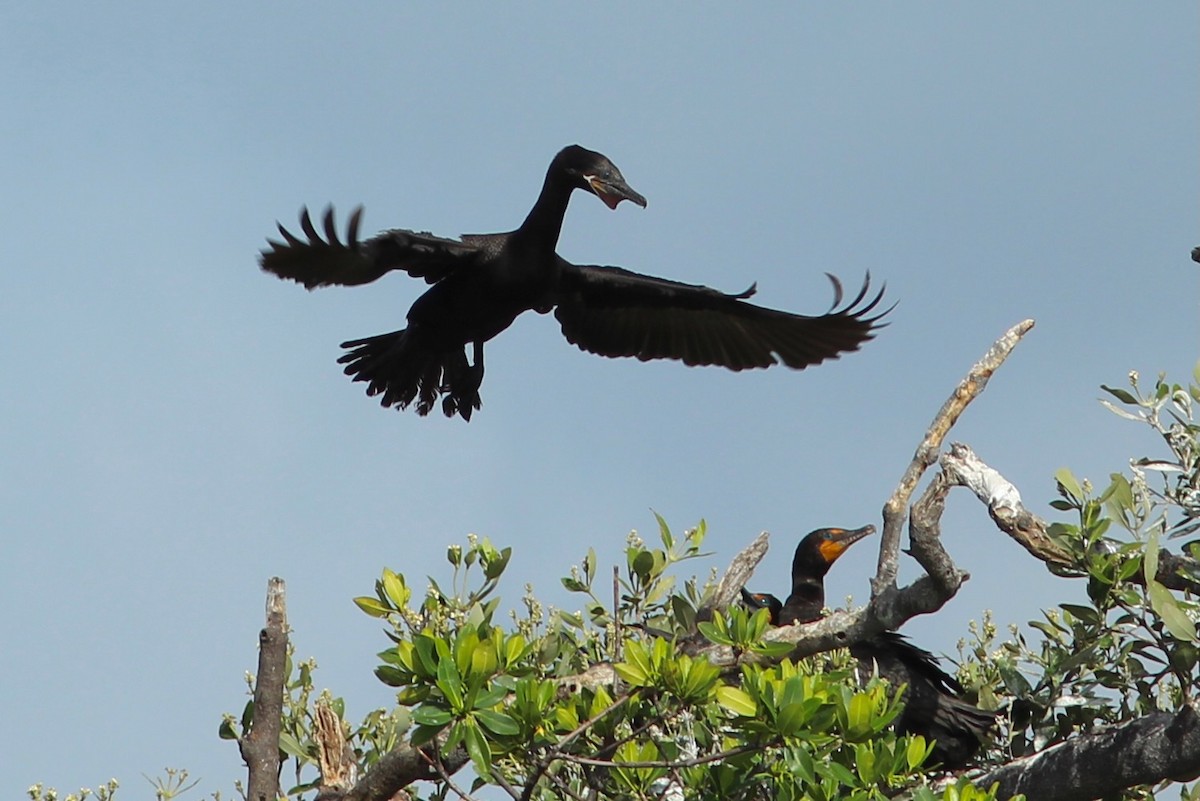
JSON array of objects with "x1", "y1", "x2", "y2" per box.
[{"x1": 2, "y1": 4, "x2": 1196, "y2": 795}]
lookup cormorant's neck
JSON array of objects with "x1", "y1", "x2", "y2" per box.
[
  {"x1": 781, "y1": 578, "x2": 825, "y2": 625},
  {"x1": 516, "y1": 166, "x2": 576, "y2": 249}
]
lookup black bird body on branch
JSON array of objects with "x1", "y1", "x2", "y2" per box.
[
  {"x1": 260, "y1": 145, "x2": 890, "y2": 420},
  {"x1": 741, "y1": 526, "x2": 995, "y2": 769}
]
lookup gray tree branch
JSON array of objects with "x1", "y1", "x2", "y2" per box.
[
  {"x1": 316, "y1": 736, "x2": 469, "y2": 801},
  {"x1": 241, "y1": 577, "x2": 288, "y2": 801},
  {"x1": 973, "y1": 702, "x2": 1200, "y2": 801},
  {"x1": 874, "y1": 320, "x2": 1036, "y2": 596},
  {"x1": 941, "y1": 442, "x2": 1200, "y2": 593}
]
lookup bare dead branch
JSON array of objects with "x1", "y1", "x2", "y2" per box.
[
  {"x1": 941, "y1": 443, "x2": 1200, "y2": 593},
  {"x1": 874, "y1": 320, "x2": 1036, "y2": 596},
  {"x1": 940, "y1": 442, "x2": 1074, "y2": 567},
  {"x1": 697, "y1": 531, "x2": 769, "y2": 621},
  {"x1": 322, "y1": 737, "x2": 468, "y2": 801},
  {"x1": 973, "y1": 703, "x2": 1200, "y2": 801},
  {"x1": 907, "y1": 469, "x2": 968, "y2": 595},
  {"x1": 241, "y1": 577, "x2": 288, "y2": 801},
  {"x1": 315, "y1": 698, "x2": 356, "y2": 795}
]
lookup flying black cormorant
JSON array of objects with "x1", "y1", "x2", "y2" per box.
[{"x1": 261, "y1": 146, "x2": 889, "y2": 420}]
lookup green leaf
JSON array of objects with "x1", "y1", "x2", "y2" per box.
[
  {"x1": 753, "y1": 641, "x2": 797, "y2": 659},
  {"x1": 654, "y1": 511, "x2": 673, "y2": 550},
  {"x1": 906, "y1": 735, "x2": 930, "y2": 769},
  {"x1": 613, "y1": 661, "x2": 650, "y2": 687},
  {"x1": 846, "y1": 691, "x2": 874, "y2": 736},
  {"x1": 472, "y1": 685, "x2": 508, "y2": 709},
  {"x1": 1055, "y1": 467, "x2": 1083, "y2": 501},
  {"x1": 791, "y1": 745, "x2": 816, "y2": 785},
  {"x1": 670, "y1": 594, "x2": 696, "y2": 632},
  {"x1": 631, "y1": 550, "x2": 655, "y2": 581},
  {"x1": 1100, "y1": 384, "x2": 1138, "y2": 404},
  {"x1": 474, "y1": 709, "x2": 521, "y2": 736},
  {"x1": 412, "y1": 705, "x2": 453, "y2": 726},
  {"x1": 1144, "y1": 529, "x2": 1160, "y2": 584},
  {"x1": 560, "y1": 577, "x2": 586, "y2": 592},
  {"x1": 854, "y1": 741, "x2": 876, "y2": 784},
  {"x1": 715, "y1": 685, "x2": 757, "y2": 717},
  {"x1": 504, "y1": 633, "x2": 528, "y2": 667},
  {"x1": 381, "y1": 568, "x2": 409, "y2": 608},
  {"x1": 397, "y1": 685, "x2": 429, "y2": 705},
  {"x1": 1148, "y1": 580, "x2": 1199, "y2": 642},
  {"x1": 436, "y1": 657, "x2": 465, "y2": 711},
  {"x1": 241, "y1": 699, "x2": 254, "y2": 730},
  {"x1": 410, "y1": 723, "x2": 444, "y2": 747},
  {"x1": 624, "y1": 640, "x2": 653, "y2": 679},
  {"x1": 1060, "y1": 604, "x2": 1100, "y2": 626},
  {"x1": 463, "y1": 720, "x2": 493, "y2": 778},
  {"x1": 697, "y1": 620, "x2": 734, "y2": 646},
  {"x1": 483, "y1": 547, "x2": 512, "y2": 580},
  {"x1": 775, "y1": 702, "x2": 809, "y2": 736},
  {"x1": 278, "y1": 731, "x2": 308, "y2": 759},
  {"x1": 353, "y1": 596, "x2": 390, "y2": 617},
  {"x1": 413, "y1": 635, "x2": 440, "y2": 678},
  {"x1": 374, "y1": 665, "x2": 408, "y2": 687},
  {"x1": 820, "y1": 760, "x2": 858, "y2": 787}
]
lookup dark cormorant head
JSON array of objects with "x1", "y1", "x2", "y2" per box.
[
  {"x1": 792, "y1": 525, "x2": 875, "y2": 582},
  {"x1": 554, "y1": 145, "x2": 648, "y2": 210},
  {"x1": 739, "y1": 588, "x2": 783, "y2": 625}
]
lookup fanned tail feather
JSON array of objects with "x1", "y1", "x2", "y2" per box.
[{"x1": 337, "y1": 330, "x2": 481, "y2": 421}]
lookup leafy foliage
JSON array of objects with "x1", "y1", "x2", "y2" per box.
[
  {"x1": 335, "y1": 524, "x2": 996, "y2": 801},
  {"x1": 959, "y1": 365, "x2": 1200, "y2": 800}
]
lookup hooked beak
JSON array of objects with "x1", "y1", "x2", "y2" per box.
[
  {"x1": 586, "y1": 175, "x2": 648, "y2": 210},
  {"x1": 816, "y1": 524, "x2": 875, "y2": 565},
  {"x1": 740, "y1": 588, "x2": 765, "y2": 607}
]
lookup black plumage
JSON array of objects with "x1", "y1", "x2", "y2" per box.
[
  {"x1": 740, "y1": 526, "x2": 994, "y2": 769},
  {"x1": 260, "y1": 145, "x2": 889, "y2": 420}
]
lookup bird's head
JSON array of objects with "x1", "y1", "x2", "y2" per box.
[
  {"x1": 739, "y1": 588, "x2": 783, "y2": 625},
  {"x1": 793, "y1": 525, "x2": 875, "y2": 580},
  {"x1": 555, "y1": 145, "x2": 647, "y2": 210}
]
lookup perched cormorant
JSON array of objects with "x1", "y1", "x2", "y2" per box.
[
  {"x1": 260, "y1": 145, "x2": 889, "y2": 420},
  {"x1": 740, "y1": 526, "x2": 994, "y2": 769}
]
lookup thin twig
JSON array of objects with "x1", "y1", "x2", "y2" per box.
[
  {"x1": 521, "y1": 695, "x2": 631, "y2": 801},
  {"x1": 558, "y1": 743, "x2": 764, "y2": 769},
  {"x1": 546, "y1": 768, "x2": 591, "y2": 801},
  {"x1": 419, "y1": 749, "x2": 480, "y2": 801},
  {"x1": 490, "y1": 770, "x2": 524, "y2": 801},
  {"x1": 612, "y1": 565, "x2": 621, "y2": 656},
  {"x1": 590, "y1": 704, "x2": 682, "y2": 762}
]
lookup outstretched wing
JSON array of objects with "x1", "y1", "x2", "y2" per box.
[
  {"x1": 554, "y1": 263, "x2": 890, "y2": 370},
  {"x1": 260, "y1": 206, "x2": 482, "y2": 289}
]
